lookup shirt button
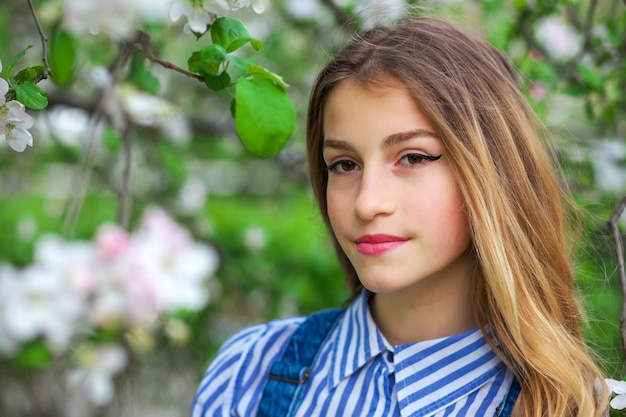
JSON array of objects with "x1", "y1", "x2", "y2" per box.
[{"x1": 386, "y1": 352, "x2": 394, "y2": 362}]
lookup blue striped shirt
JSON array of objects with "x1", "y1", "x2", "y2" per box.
[{"x1": 191, "y1": 292, "x2": 514, "y2": 417}]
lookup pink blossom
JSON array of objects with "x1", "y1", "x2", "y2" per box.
[
  {"x1": 95, "y1": 224, "x2": 131, "y2": 260},
  {"x1": 529, "y1": 83, "x2": 547, "y2": 101}
]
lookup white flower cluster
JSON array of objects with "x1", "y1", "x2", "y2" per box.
[
  {"x1": 60, "y1": 0, "x2": 174, "y2": 39},
  {"x1": 0, "y1": 60, "x2": 34, "y2": 152},
  {"x1": 60, "y1": 0, "x2": 265, "y2": 39},
  {"x1": 171, "y1": 0, "x2": 265, "y2": 34},
  {"x1": 0, "y1": 206, "x2": 219, "y2": 356}
]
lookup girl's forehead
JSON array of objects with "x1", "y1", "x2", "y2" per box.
[{"x1": 323, "y1": 80, "x2": 436, "y2": 135}]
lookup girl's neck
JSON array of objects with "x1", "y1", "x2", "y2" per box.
[{"x1": 368, "y1": 259, "x2": 478, "y2": 346}]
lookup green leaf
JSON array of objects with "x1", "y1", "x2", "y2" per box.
[
  {"x1": 14, "y1": 81, "x2": 48, "y2": 110},
  {"x1": 512, "y1": 0, "x2": 527, "y2": 9},
  {"x1": 188, "y1": 45, "x2": 228, "y2": 75},
  {"x1": 2, "y1": 45, "x2": 32, "y2": 78},
  {"x1": 48, "y1": 26, "x2": 78, "y2": 87},
  {"x1": 201, "y1": 44, "x2": 228, "y2": 70},
  {"x1": 14, "y1": 66, "x2": 46, "y2": 83},
  {"x1": 102, "y1": 125, "x2": 121, "y2": 153},
  {"x1": 204, "y1": 71, "x2": 231, "y2": 91},
  {"x1": 211, "y1": 17, "x2": 263, "y2": 53},
  {"x1": 528, "y1": 61, "x2": 559, "y2": 84},
  {"x1": 226, "y1": 55, "x2": 255, "y2": 71},
  {"x1": 577, "y1": 65, "x2": 603, "y2": 90},
  {"x1": 187, "y1": 51, "x2": 205, "y2": 73},
  {"x1": 565, "y1": 83, "x2": 589, "y2": 97},
  {"x1": 13, "y1": 340, "x2": 54, "y2": 368},
  {"x1": 235, "y1": 77, "x2": 295, "y2": 158},
  {"x1": 230, "y1": 97, "x2": 236, "y2": 118},
  {"x1": 245, "y1": 65, "x2": 290, "y2": 90},
  {"x1": 128, "y1": 54, "x2": 160, "y2": 94}
]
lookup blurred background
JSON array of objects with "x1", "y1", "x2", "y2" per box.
[{"x1": 0, "y1": 0, "x2": 625, "y2": 416}]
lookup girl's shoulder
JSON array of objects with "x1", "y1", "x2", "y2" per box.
[
  {"x1": 191, "y1": 315, "x2": 306, "y2": 417},
  {"x1": 218, "y1": 315, "x2": 306, "y2": 358}
]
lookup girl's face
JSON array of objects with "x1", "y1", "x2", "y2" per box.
[{"x1": 322, "y1": 80, "x2": 473, "y2": 297}]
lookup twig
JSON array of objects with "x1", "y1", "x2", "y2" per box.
[
  {"x1": 26, "y1": 0, "x2": 49, "y2": 74},
  {"x1": 609, "y1": 195, "x2": 626, "y2": 360},
  {"x1": 564, "y1": 0, "x2": 599, "y2": 56},
  {"x1": 583, "y1": 0, "x2": 599, "y2": 44},
  {"x1": 62, "y1": 108, "x2": 106, "y2": 236},
  {"x1": 319, "y1": 0, "x2": 359, "y2": 32},
  {"x1": 117, "y1": 124, "x2": 133, "y2": 229},
  {"x1": 136, "y1": 31, "x2": 205, "y2": 82},
  {"x1": 63, "y1": 43, "x2": 132, "y2": 236},
  {"x1": 150, "y1": 55, "x2": 205, "y2": 82}
]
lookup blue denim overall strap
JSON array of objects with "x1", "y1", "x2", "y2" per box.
[
  {"x1": 257, "y1": 308, "x2": 345, "y2": 417},
  {"x1": 495, "y1": 377, "x2": 521, "y2": 417}
]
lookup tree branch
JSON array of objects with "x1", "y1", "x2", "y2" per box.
[
  {"x1": 609, "y1": 195, "x2": 626, "y2": 359},
  {"x1": 63, "y1": 43, "x2": 133, "y2": 236},
  {"x1": 319, "y1": 0, "x2": 359, "y2": 32},
  {"x1": 135, "y1": 31, "x2": 205, "y2": 82},
  {"x1": 117, "y1": 124, "x2": 134, "y2": 229},
  {"x1": 563, "y1": 0, "x2": 599, "y2": 58},
  {"x1": 26, "y1": 0, "x2": 49, "y2": 75}
]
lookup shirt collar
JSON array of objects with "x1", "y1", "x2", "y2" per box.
[
  {"x1": 329, "y1": 290, "x2": 390, "y2": 388},
  {"x1": 393, "y1": 328, "x2": 506, "y2": 417},
  {"x1": 328, "y1": 291, "x2": 507, "y2": 417}
]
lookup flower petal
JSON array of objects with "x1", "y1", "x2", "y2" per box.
[
  {"x1": 0, "y1": 78, "x2": 8, "y2": 102},
  {"x1": 5, "y1": 101, "x2": 33, "y2": 129},
  {"x1": 611, "y1": 394, "x2": 626, "y2": 410},
  {"x1": 169, "y1": 2, "x2": 192, "y2": 22},
  {"x1": 6, "y1": 128, "x2": 33, "y2": 152},
  {"x1": 606, "y1": 378, "x2": 626, "y2": 395},
  {"x1": 187, "y1": 11, "x2": 212, "y2": 34},
  {"x1": 251, "y1": 0, "x2": 265, "y2": 14}
]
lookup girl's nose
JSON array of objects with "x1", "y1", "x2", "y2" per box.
[{"x1": 354, "y1": 169, "x2": 395, "y2": 221}]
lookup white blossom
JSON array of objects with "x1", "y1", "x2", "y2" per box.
[
  {"x1": 131, "y1": 206, "x2": 219, "y2": 312},
  {"x1": 606, "y1": 378, "x2": 626, "y2": 410},
  {"x1": 67, "y1": 344, "x2": 128, "y2": 405},
  {"x1": 0, "y1": 77, "x2": 8, "y2": 100},
  {"x1": 170, "y1": 0, "x2": 265, "y2": 34},
  {"x1": 170, "y1": 0, "x2": 230, "y2": 34},
  {"x1": 535, "y1": 15, "x2": 582, "y2": 62},
  {"x1": 115, "y1": 84, "x2": 191, "y2": 144},
  {"x1": 42, "y1": 106, "x2": 90, "y2": 147},
  {"x1": 0, "y1": 206, "x2": 219, "y2": 358},
  {"x1": 0, "y1": 265, "x2": 23, "y2": 355},
  {"x1": 589, "y1": 139, "x2": 626, "y2": 193},
  {"x1": 0, "y1": 264, "x2": 85, "y2": 352},
  {"x1": 0, "y1": 70, "x2": 34, "y2": 152},
  {"x1": 178, "y1": 176, "x2": 208, "y2": 213},
  {"x1": 88, "y1": 207, "x2": 219, "y2": 326},
  {"x1": 35, "y1": 235, "x2": 99, "y2": 296},
  {"x1": 60, "y1": 0, "x2": 173, "y2": 39},
  {"x1": 244, "y1": 226, "x2": 266, "y2": 251},
  {"x1": 230, "y1": 0, "x2": 265, "y2": 13}
]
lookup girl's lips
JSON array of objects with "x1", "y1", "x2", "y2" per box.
[{"x1": 355, "y1": 234, "x2": 408, "y2": 255}]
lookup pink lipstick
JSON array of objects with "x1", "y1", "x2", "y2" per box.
[{"x1": 355, "y1": 234, "x2": 408, "y2": 255}]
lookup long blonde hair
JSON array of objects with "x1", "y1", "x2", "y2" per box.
[{"x1": 306, "y1": 15, "x2": 607, "y2": 417}]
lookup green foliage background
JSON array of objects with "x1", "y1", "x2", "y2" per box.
[{"x1": 0, "y1": 0, "x2": 625, "y2": 415}]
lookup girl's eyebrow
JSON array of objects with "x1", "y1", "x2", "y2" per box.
[
  {"x1": 381, "y1": 129, "x2": 438, "y2": 150},
  {"x1": 323, "y1": 129, "x2": 438, "y2": 152}
]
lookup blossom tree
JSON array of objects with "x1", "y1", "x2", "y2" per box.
[{"x1": 0, "y1": 0, "x2": 295, "y2": 414}]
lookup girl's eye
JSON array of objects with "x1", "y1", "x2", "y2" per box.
[
  {"x1": 399, "y1": 153, "x2": 442, "y2": 166},
  {"x1": 327, "y1": 159, "x2": 360, "y2": 173}
]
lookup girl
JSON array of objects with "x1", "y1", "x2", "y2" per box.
[{"x1": 191, "y1": 15, "x2": 608, "y2": 417}]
